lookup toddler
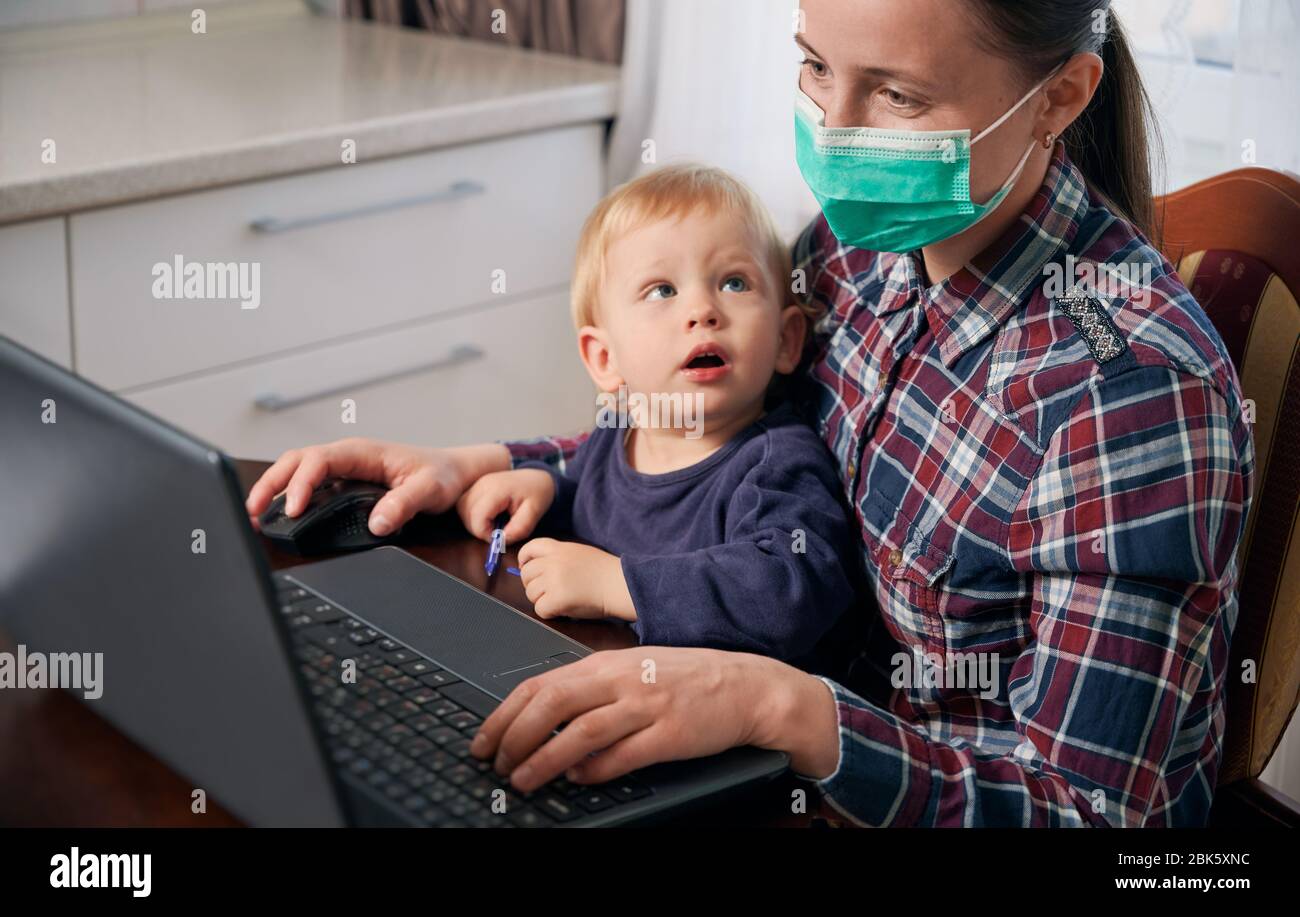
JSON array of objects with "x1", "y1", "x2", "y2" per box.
[{"x1": 457, "y1": 164, "x2": 857, "y2": 664}]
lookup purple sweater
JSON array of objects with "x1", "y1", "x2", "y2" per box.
[{"x1": 519, "y1": 402, "x2": 858, "y2": 664}]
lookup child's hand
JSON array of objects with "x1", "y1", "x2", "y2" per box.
[
  {"x1": 456, "y1": 468, "x2": 556, "y2": 543},
  {"x1": 517, "y1": 539, "x2": 636, "y2": 622}
]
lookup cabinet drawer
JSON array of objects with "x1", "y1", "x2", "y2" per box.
[
  {"x1": 0, "y1": 217, "x2": 71, "y2": 367},
  {"x1": 122, "y1": 289, "x2": 594, "y2": 460},
  {"x1": 70, "y1": 123, "x2": 603, "y2": 390}
]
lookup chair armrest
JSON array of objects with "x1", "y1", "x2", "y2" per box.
[{"x1": 1210, "y1": 777, "x2": 1300, "y2": 827}]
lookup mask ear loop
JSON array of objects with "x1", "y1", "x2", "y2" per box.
[
  {"x1": 962, "y1": 139, "x2": 1038, "y2": 212},
  {"x1": 970, "y1": 63, "x2": 1065, "y2": 146},
  {"x1": 1003, "y1": 140, "x2": 1039, "y2": 186}
]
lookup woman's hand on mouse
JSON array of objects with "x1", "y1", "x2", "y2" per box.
[
  {"x1": 244, "y1": 438, "x2": 511, "y2": 535},
  {"x1": 456, "y1": 468, "x2": 556, "y2": 544}
]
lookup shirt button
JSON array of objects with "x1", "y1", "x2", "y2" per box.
[{"x1": 888, "y1": 549, "x2": 903, "y2": 566}]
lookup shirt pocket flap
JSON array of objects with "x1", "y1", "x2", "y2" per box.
[
  {"x1": 898, "y1": 539, "x2": 954, "y2": 588},
  {"x1": 862, "y1": 490, "x2": 954, "y2": 588}
]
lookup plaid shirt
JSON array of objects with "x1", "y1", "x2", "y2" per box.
[{"x1": 506, "y1": 147, "x2": 1254, "y2": 827}]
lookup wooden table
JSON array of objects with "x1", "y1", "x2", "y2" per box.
[{"x1": 0, "y1": 459, "x2": 825, "y2": 828}]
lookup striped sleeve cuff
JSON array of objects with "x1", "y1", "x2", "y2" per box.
[
  {"x1": 798, "y1": 676, "x2": 935, "y2": 828},
  {"x1": 503, "y1": 438, "x2": 561, "y2": 470}
]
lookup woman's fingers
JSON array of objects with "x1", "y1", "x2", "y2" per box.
[
  {"x1": 244, "y1": 449, "x2": 304, "y2": 517},
  {"x1": 471, "y1": 668, "x2": 557, "y2": 763},
  {"x1": 246, "y1": 438, "x2": 387, "y2": 519},
  {"x1": 473, "y1": 666, "x2": 615, "y2": 772},
  {"x1": 507, "y1": 703, "x2": 651, "y2": 793},
  {"x1": 564, "y1": 725, "x2": 670, "y2": 785},
  {"x1": 282, "y1": 452, "x2": 332, "y2": 516},
  {"x1": 367, "y1": 473, "x2": 432, "y2": 536}
]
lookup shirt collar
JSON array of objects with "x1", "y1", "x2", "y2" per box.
[{"x1": 872, "y1": 145, "x2": 1091, "y2": 367}]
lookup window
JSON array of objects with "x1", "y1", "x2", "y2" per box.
[
  {"x1": 1113, "y1": 0, "x2": 1300, "y2": 191},
  {"x1": 1117, "y1": 0, "x2": 1239, "y2": 68}
]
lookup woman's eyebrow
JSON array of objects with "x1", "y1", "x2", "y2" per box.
[
  {"x1": 794, "y1": 35, "x2": 937, "y2": 93},
  {"x1": 856, "y1": 65, "x2": 938, "y2": 94},
  {"x1": 794, "y1": 35, "x2": 820, "y2": 58}
]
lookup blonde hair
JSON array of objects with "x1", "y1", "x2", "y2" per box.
[{"x1": 570, "y1": 163, "x2": 804, "y2": 329}]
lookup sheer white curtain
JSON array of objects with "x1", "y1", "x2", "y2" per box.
[
  {"x1": 1229, "y1": 0, "x2": 1300, "y2": 178},
  {"x1": 607, "y1": 0, "x2": 816, "y2": 240},
  {"x1": 1114, "y1": 0, "x2": 1300, "y2": 191}
]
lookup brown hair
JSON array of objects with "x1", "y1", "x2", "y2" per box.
[
  {"x1": 569, "y1": 163, "x2": 799, "y2": 329},
  {"x1": 964, "y1": 1, "x2": 1162, "y2": 241}
]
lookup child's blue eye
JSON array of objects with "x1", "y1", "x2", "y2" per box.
[
  {"x1": 646, "y1": 283, "x2": 676, "y2": 301},
  {"x1": 721, "y1": 276, "x2": 749, "y2": 293}
]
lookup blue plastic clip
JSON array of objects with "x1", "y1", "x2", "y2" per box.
[{"x1": 485, "y1": 527, "x2": 506, "y2": 576}]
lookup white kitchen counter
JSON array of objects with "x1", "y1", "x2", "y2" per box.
[{"x1": 0, "y1": 0, "x2": 621, "y2": 224}]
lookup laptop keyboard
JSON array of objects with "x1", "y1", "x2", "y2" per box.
[{"x1": 274, "y1": 576, "x2": 653, "y2": 827}]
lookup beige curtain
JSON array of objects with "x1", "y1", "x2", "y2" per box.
[{"x1": 345, "y1": 0, "x2": 626, "y2": 65}]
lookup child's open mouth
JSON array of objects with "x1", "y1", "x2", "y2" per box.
[{"x1": 681, "y1": 343, "x2": 731, "y2": 382}]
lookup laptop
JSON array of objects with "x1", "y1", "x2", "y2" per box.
[{"x1": 0, "y1": 335, "x2": 788, "y2": 827}]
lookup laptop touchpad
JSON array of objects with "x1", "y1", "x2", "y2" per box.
[
  {"x1": 491, "y1": 652, "x2": 583, "y2": 692},
  {"x1": 285, "y1": 547, "x2": 592, "y2": 697}
]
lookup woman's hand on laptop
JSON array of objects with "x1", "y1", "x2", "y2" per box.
[
  {"x1": 244, "y1": 438, "x2": 511, "y2": 535},
  {"x1": 469, "y1": 646, "x2": 843, "y2": 792}
]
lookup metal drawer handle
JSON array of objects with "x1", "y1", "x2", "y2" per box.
[
  {"x1": 253, "y1": 344, "x2": 484, "y2": 412},
  {"x1": 249, "y1": 180, "x2": 486, "y2": 234}
]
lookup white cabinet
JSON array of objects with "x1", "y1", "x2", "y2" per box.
[
  {"x1": 124, "y1": 289, "x2": 595, "y2": 458},
  {"x1": 0, "y1": 218, "x2": 70, "y2": 367},
  {"x1": 0, "y1": 0, "x2": 617, "y2": 459},
  {"x1": 4, "y1": 123, "x2": 605, "y2": 458},
  {"x1": 69, "y1": 124, "x2": 603, "y2": 392}
]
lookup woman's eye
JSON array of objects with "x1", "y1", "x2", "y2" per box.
[
  {"x1": 882, "y1": 88, "x2": 916, "y2": 109},
  {"x1": 646, "y1": 283, "x2": 676, "y2": 301},
  {"x1": 721, "y1": 276, "x2": 749, "y2": 293},
  {"x1": 800, "y1": 58, "x2": 828, "y2": 79}
]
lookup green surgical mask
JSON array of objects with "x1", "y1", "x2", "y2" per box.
[{"x1": 794, "y1": 70, "x2": 1058, "y2": 253}]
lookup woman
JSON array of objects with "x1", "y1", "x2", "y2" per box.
[{"x1": 246, "y1": 0, "x2": 1254, "y2": 826}]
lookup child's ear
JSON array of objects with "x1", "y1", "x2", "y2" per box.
[
  {"x1": 577, "y1": 325, "x2": 624, "y2": 391},
  {"x1": 774, "y1": 305, "x2": 806, "y2": 374}
]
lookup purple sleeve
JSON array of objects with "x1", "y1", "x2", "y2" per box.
[{"x1": 514, "y1": 438, "x2": 592, "y2": 535}]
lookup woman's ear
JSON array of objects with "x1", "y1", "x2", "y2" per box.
[
  {"x1": 1041, "y1": 51, "x2": 1105, "y2": 141},
  {"x1": 774, "y1": 305, "x2": 807, "y2": 375},
  {"x1": 577, "y1": 325, "x2": 624, "y2": 391}
]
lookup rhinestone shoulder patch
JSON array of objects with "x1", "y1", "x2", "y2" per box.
[{"x1": 1056, "y1": 292, "x2": 1128, "y2": 364}]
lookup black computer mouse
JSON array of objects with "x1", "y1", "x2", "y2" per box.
[{"x1": 258, "y1": 479, "x2": 402, "y2": 555}]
